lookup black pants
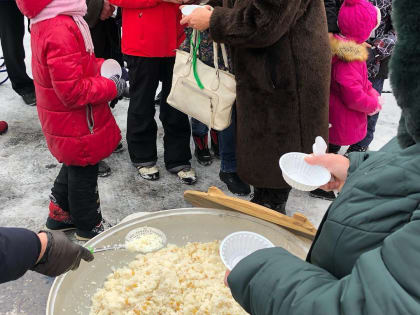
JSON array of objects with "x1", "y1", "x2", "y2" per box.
[
  {"x1": 90, "y1": 18, "x2": 123, "y2": 65},
  {"x1": 0, "y1": 1, "x2": 34, "y2": 95},
  {"x1": 328, "y1": 143, "x2": 341, "y2": 154},
  {"x1": 51, "y1": 164, "x2": 101, "y2": 231},
  {"x1": 125, "y1": 56, "x2": 192, "y2": 171}
]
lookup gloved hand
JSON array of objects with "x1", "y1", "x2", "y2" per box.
[
  {"x1": 109, "y1": 75, "x2": 126, "y2": 99},
  {"x1": 30, "y1": 231, "x2": 94, "y2": 277},
  {"x1": 110, "y1": 96, "x2": 122, "y2": 109}
]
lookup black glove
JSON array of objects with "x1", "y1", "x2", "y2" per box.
[
  {"x1": 109, "y1": 75, "x2": 127, "y2": 98},
  {"x1": 30, "y1": 231, "x2": 94, "y2": 277},
  {"x1": 110, "y1": 95, "x2": 123, "y2": 109}
]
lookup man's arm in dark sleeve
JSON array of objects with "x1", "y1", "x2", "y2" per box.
[
  {"x1": 85, "y1": 0, "x2": 104, "y2": 28},
  {"x1": 324, "y1": 0, "x2": 340, "y2": 33},
  {"x1": 0, "y1": 227, "x2": 41, "y2": 284}
]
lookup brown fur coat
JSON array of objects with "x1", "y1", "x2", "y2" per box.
[{"x1": 209, "y1": 0, "x2": 331, "y2": 189}]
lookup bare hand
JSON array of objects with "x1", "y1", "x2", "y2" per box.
[
  {"x1": 305, "y1": 154, "x2": 350, "y2": 192},
  {"x1": 100, "y1": 0, "x2": 115, "y2": 21},
  {"x1": 362, "y1": 42, "x2": 372, "y2": 48},
  {"x1": 224, "y1": 270, "x2": 230, "y2": 287},
  {"x1": 180, "y1": 6, "x2": 213, "y2": 31}
]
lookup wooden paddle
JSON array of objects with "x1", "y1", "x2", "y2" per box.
[{"x1": 184, "y1": 186, "x2": 317, "y2": 240}]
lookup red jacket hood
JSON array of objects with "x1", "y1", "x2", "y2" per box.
[{"x1": 16, "y1": 0, "x2": 53, "y2": 18}]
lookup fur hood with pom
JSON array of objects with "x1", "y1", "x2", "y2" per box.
[{"x1": 330, "y1": 35, "x2": 369, "y2": 62}]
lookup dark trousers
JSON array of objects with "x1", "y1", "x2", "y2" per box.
[
  {"x1": 353, "y1": 77, "x2": 385, "y2": 149},
  {"x1": 328, "y1": 143, "x2": 341, "y2": 154},
  {"x1": 90, "y1": 18, "x2": 123, "y2": 66},
  {"x1": 191, "y1": 107, "x2": 237, "y2": 173},
  {"x1": 125, "y1": 56, "x2": 192, "y2": 172},
  {"x1": 51, "y1": 164, "x2": 101, "y2": 231},
  {"x1": 0, "y1": 1, "x2": 34, "y2": 95}
]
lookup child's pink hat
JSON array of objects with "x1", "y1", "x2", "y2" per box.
[{"x1": 338, "y1": 0, "x2": 381, "y2": 44}]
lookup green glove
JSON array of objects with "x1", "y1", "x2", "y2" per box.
[{"x1": 31, "y1": 231, "x2": 94, "y2": 277}]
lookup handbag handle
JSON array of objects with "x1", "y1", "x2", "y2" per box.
[
  {"x1": 190, "y1": 28, "x2": 230, "y2": 90},
  {"x1": 213, "y1": 42, "x2": 229, "y2": 71},
  {"x1": 190, "y1": 29, "x2": 229, "y2": 71}
]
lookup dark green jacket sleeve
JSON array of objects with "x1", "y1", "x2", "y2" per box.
[
  {"x1": 348, "y1": 137, "x2": 402, "y2": 175},
  {"x1": 209, "y1": 0, "x2": 304, "y2": 48},
  {"x1": 228, "y1": 214, "x2": 420, "y2": 315},
  {"x1": 85, "y1": 0, "x2": 104, "y2": 28},
  {"x1": 347, "y1": 151, "x2": 368, "y2": 175}
]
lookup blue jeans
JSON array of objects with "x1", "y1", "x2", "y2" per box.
[
  {"x1": 191, "y1": 109, "x2": 237, "y2": 173},
  {"x1": 353, "y1": 77, "x2": 385, "y2": 148}
]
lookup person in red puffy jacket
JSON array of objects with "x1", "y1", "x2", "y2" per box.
[
  {"x1": 328, "y1": 0, "x2": 382, "y2": 153},
  {"x1": 16, "y1": 0, "x2": 125, "y2": 240},
  {"x1": 110, "y1": 0, "x2": 197, "y2": 185}
]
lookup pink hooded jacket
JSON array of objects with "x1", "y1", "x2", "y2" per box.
[{"x1": 329, "y1": 0, "x2": 381, "y2": 146}]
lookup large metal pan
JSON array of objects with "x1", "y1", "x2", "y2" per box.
[{"x1": 46, "y1": 208, "x2": 311, "y2": 315}]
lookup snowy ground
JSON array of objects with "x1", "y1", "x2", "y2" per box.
[{"x1": 0, "y1": 31, "x2": 401, "y2": 314}]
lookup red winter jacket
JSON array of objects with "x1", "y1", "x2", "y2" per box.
[
  {"x1": 30, "y1": 15, "x2": 121, "y2": 166},
  {"x1": 110, "y1": 0, "x2": 186, "y2": 57},
  {"x1": 329, "y1": 35, "x2": 380, "y2": 146}
]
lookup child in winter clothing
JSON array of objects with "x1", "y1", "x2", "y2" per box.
[
  {"x1": 324, "y1": 0, "x2": 396, "y2": 154},
  {"x1": 109, "y1": 0, "x2": 196, "y2": 185},
  {"x1": 16, "y1": 0, "x2": 125, "y2": 240},
  {"x1": 329, "y1": 0, "x2": 382, "y2": 150}
]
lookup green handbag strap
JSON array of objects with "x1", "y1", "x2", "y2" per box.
[{"x1": 191, "y1": 31, "x2": 205, "y2": 90}]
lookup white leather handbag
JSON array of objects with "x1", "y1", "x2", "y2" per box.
[{"x1": 167, "y1": 30, "x2": 236, "y2": 131}]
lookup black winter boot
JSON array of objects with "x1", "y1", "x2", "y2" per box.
[
  {"x1": 75, "y1": 219, "x2": 112, "y2": 241},
  {"x1": 250, "y1": 187, "x2": 290, "y2": 214},
  {"x1": 193, "y1": 135, "x2": 212, "y2": 166},
  {"x1": 310, "y1": 188, "x2": 336, "y2": 201},
  {"x1": 219, "y1": 171, "x2": 251, "y2": 196},
  {"x1": 344, "y1": 144, "x2": 368, "y2": 157},
  {"x1": 21, "y1": 91, "x2": 36, "y2": 106}
]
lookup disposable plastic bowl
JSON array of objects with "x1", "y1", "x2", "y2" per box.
[
  {"x1": 100, "y1": 59, "x2": 122, "y2": 79},
  {"x1": 279, "y1": 152, "x2": 331, "y2": 191},
  {"x1": 181, "y1": 5, "x2": 203, "y2": 16},
  {"x1": 220, "y1": 231, "x2": 275, "y2": 270}
]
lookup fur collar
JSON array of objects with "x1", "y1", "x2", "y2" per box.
[{"x1": 330, "y1": 35, "x2": 369, "y2": 62}]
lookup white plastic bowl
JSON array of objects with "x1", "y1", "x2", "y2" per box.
[
  {"x1": 279, "y1": 152, "x2": 331, "y2": 191},
  {"x1": 181, "y1": 5, "x2": 203, "y2": 16},
  {"x1": 100, "y1": 59, "x2": 122, "y2": 79},
  {"x1": 220, "y1": 231, "x2": 275, "y2": 270}
]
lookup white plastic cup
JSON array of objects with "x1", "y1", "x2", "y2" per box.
[
  {"x1": 100, "y1": 59, "x2": 122, "y2": 79},
  {"x1": 279, "y1": 152, "x2": 331, "y2": 191},
  {"x1": 220, "y1": 231, "x2": 275, "y2": 270},
  {"x1": 181, "y1": 5, "x2": 203, "y2": 16}
]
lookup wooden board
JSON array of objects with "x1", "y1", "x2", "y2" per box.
[{"x1": 184, "y1": 187, "x2": 317, "y2": 240}]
